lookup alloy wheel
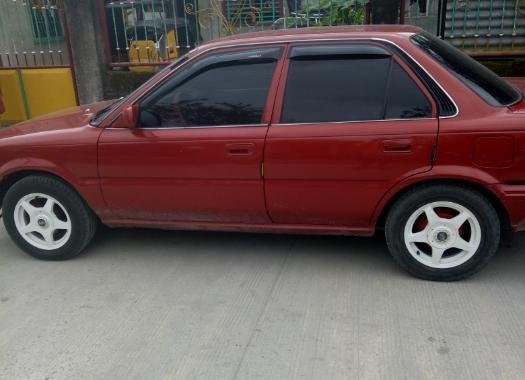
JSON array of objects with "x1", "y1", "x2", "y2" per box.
[
  {"x1": 13, "y1": 193, "x2": 72, "y2": 250},
  {"x1": 403, "y1": 201, "x2": 482, "y2": 269}
]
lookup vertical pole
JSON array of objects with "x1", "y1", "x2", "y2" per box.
[
  {"x1": 511, "y1": 0, "x2": 518, "y2": 47},
  {"x1": 399, "y1": 0, "x2": 405, "y2": 24},
  {"x1": 462, "y1": 0, "x2": 468, "y2": 39},
  {"x1": 49, "y1": 3, "x2": 61, "y2": 63},
  {"x1": 306, "y1": 0, "x2": 310, "y2": 26},
  {"x1": 272, "y1": 0, "x2": 276, "y2": 25},
  {"x1": 282, "y1": 0, "x2": 286, "y2": 29},
  {"x1": 487, "y1": 0, "x2": 494, "y2": 38},
  {"x1": 172, "y1": 0, "x2": 181, "y2": 48},
  {"x1": 42, "y1": 2, "x2": 53, "y2": 53},
  {"x1": 328, "y1": 0, "x2": 332, "y2": 26},
  {"x1": 437, "y1": 0, "x2": 447, "y2": 38},
  {"x1": 183, "y1": 0, "x2": 190, "y2": 47},
  {"x1": 133, "y1": 3, "x2": 139, "y2": 44},
  {"x1": 295, "y1": 0, "x2": 299, "y2": 27},
  {"x1": 110, "y1": 3, "x2": 121, "y2": 60},
  {"x1": 140, "y1": 0, "x2": 149, "y2": 61},
  {"x1": 59, "y1": 5, "x2": 79, "y2": 104},
  {"x1": 160, "y1": 0, "x2": 169, "y2": 57},
  {"x1": 97, "y1": 0, "x2": 113, "y2": 67},
  {"x1": 260, "y1": 0, "x2": 264, "y2": 30},
  {"x1": 192, "y1": 0, "x2": 200, "y2": 46},
  {"x1": 120, "y1": 3, "x2": 130, "y2": 60},
  {"x1": 16, "y1": 69, "x2": 31, "y2": 120}
]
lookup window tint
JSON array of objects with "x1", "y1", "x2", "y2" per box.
[
  {"x1": 411, "y1": 32, "x2": 522, "y2": 107},
  {"x1": 281, "y1": 53, "x2": 432, "y2": 124},
  {"x1": 140, "y1": 56, "x2": 278, "y2": 127},
  {"x1": 281, "y1": 57, "x2": 390, "y2": 123},
  {"x1": 385, "y1": 61, "x2": 432, "y2": 119}
]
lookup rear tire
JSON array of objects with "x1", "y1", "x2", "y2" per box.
[
  {"x1": 2, "y1": 175, "x2": 97, "y2": 260},
  {"x1": 385, "y1": 184, "x2": 500, "y2": 281}
]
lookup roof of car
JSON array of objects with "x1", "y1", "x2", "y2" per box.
[{"x1": 193, "y1": 25, "x2": 423, "y2": 53}]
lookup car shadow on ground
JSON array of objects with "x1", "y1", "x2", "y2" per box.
[{"x1": 79, "y1": 226, "x2": 525, "y2": 283}]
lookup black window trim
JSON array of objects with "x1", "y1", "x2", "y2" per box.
[
  {"x1": 102, "y1": 37, "x2": 458, "y2": 129},
  {"x1": 132, "y1": 46, "x2": 284, "y2": 130},
  {"x1": 410, "y1": 32, "x2": 522, "y2": 108},
  {"x1": 276, "y1": 41, "x2": 438, "y2": 126},
  {"x1": 380, "y1": 41, "x2": 459, "y2": 118},
  {"x1": 289, "y1": 44, "x2": 392, "y2": 59}
]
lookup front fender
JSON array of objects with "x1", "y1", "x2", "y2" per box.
[{"x1": 0, "y1": 156, "x2": 108, "y2": 219}]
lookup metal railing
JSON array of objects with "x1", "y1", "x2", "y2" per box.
[
  {"x1": 100, "y1": 0, "x2": 525, "y2": 69},
  {"x1": 0, "y1": 0, "x2": 71, "y2": 68},
  {"x1": 442, "y1": 0, "x2": 525, "y2": 56},
  {"x1": 101, "y1": 0, "x2": 371, "y2": 68}
]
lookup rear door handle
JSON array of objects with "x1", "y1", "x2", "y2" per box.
[
  {"x1": 382, "y1": 139, "x2": 413, "y2": 153},
  {"x1": 226, "y1": 143, "x2": 256, "y2": 156}
]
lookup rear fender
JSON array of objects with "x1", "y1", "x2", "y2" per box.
[{"x1": 370, "y1": 165, "x2": 502, "y2": 227}]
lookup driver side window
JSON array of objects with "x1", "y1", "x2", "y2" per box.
[{"x1": 139, "y1": 48, "x2": 281, "y2": 128}]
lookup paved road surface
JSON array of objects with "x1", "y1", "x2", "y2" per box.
[{"x1": 1, "y1": 225, "x2": 524, "y2": 380}]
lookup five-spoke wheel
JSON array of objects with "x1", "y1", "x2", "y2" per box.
[
  {"x1": 404, "y1": 201, "x2": 481, "y2": 269},
  {"x1": 14, "y1": 193, "x2": 72, "y2": 250},
  {"x1": 386, "y1": 185, "x2": 500, "y2": 281},
  {"x1": 3, "y1": 175, "x2": 97, "y2": 260}
]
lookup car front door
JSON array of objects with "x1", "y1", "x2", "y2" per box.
[
  {"x1": 264, "y1": 43, "x2": 439, "y2": 228},
  {"x1": 99, "y1": 46, "x2": 283, "y2": 223}
]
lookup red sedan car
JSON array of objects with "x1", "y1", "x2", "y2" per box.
[{"x1": 1, "y1": 26, "x2": 524, "y2": 281}]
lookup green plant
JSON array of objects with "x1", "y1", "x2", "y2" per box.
[{"x1": 303, "y1": 0, "x2": 365, "y2": 26}]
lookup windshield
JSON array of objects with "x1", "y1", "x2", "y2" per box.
[
  {"x1": 411, "y1": 32, "x2": 522, "y2": 107},
  {"x1": 90, "y1": 54, "x2": 189, "y2": 126}
]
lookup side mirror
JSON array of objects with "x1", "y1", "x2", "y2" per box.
[{"x1": 112, "y1": 104, "x2": 139, "y2": 128}]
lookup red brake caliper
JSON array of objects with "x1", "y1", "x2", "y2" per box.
[{"x1": 416, "y1": 209, "x2": 466, "y2": 238}]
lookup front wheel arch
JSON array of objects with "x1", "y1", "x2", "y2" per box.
[{"x1": 0, "y1": 170, "x2": 97, "y2": 220}]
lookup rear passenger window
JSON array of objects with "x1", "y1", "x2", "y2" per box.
[{"x1": 281, "y1": 51, "x2": 432, "y2": 124}]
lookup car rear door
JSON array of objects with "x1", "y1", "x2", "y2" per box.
[
  {"x1": 99, "y1": 46, "x2": 284, "y2": 223},
  {"x1": 264, "y1": 42, "x2": 439, "y2": 228}
]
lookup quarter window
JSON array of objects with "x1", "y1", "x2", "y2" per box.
[
  {"x1": 385, "y1": 60, "x2": 433, "y2": 119},
  {"x1": 140, "y1": 49, "x2": 280, "y2": 128},
  {"x1": 281, "y1": 51, "x2": 432, "y2": 124}
]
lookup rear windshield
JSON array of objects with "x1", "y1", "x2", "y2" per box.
[{"x1": 411, "y1": 32, "x2": 522, "y2": 107}]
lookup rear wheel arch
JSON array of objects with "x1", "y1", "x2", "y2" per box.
[{"x1": 374, "y1": 179, "x2": 511, "y2": 237}]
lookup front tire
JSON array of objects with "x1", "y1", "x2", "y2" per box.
[
  {"x1": 385, "y1": 184, "x2": 500, "y2": 281},
  {"x1": 2, "y1": 175, "x2": 97, "y2": 260}
]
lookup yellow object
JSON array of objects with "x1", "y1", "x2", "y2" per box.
[
  {"x1": 166, "y1": 30, "x2": 179, "y2": 60},
  {"x1": 0, "y1": 70, "x2": 26, "y2": 124},
  {"x1": 21, "y1": 68, "x2": 77, "y2": 118},
  {"x1": 128, "y1": 40, "x2": 162, "y2": 73},
  {"x1": 128, "y1": 31, "x2": 180, "y2": 73},
  {"x1": 0, "y1": 68, "x2": 76, "y2": 125}
]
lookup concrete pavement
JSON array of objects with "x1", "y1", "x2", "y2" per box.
[{"x1": 1, "y1": 225, "x2": 525, "y2": 380}]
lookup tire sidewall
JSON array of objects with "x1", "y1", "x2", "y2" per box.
[
  {"x1": 3, "y1": 177, "x2": 90, "y2": 260},
  {"x1": 386, "y1": 186, "x2": 500, "y2": 280}
]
